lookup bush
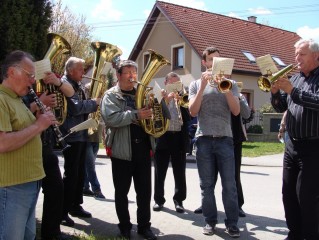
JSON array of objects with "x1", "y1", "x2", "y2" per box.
[
  {"x1": 247, "y1": 124, "x2": 263, "y2": 133},
  {"x1": 259, "y1": 102, "x2": 275, "y2": 113}
]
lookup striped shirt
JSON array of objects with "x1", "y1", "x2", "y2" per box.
[{"x1": 271, "y1": 66, "x2": 319, "y2": 140}]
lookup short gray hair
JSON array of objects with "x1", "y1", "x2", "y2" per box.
[
  {"x1": 294, "y1": 38, "x2": 319, "y2": 52},
  {"x1": 165, "y1": 72, "x2": 180, "y2": 81},
  {"x1": 64, "y1": 57, "x2": 85, "y2": 75}
]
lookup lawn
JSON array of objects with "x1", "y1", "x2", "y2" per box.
[{"x1": 242, "y1": 141, "x2": 285, "y2": 157}]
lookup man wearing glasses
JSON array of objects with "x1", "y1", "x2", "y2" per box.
[{"x1": 0, "y1": 50, "x2": 55, "y2": 239}]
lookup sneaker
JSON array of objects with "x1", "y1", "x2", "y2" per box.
[
  {"x1": 83, "y1": 188, "x2": 94, "y2": 197},
  {"x1": 202, "y1": 223, "x2": 215, "y2": 235},
  {"x1": 94, "y1": 190, "x2": 106, "y2": 200},
  {"x1": 226, "y1": 225, "x2": 240, "y2": 238}
]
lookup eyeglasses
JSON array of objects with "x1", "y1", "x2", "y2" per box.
[
  {"x1": 14, "y1": 65, "x2": 35, "y2": 80},
  {"x1": 122, "y1": 71, "x2": 137, "y2": 76}
]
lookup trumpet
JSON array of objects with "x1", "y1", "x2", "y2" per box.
[
  {"x1": 173, "y1": 90, "x2": 189, "y2": 108},
  {"x1": 257, "y1": 64, "x2": 299, "y2": 92}
]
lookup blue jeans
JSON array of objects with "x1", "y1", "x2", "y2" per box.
[
  {"x1": 0, "y1": 180, "x2": 41, "y2": 240},
  {"x1": 196, "y1": 136, "x2": 239, "y2": 227},
  {"x1": 84, "y1": 142, "x2": 101, "y2": 192}
]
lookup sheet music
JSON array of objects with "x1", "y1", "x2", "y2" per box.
[
  {"x1": 165, "y1": 81, "x2": 183, "y2": 93},
  {"x1": 256, "y1": 54, "x2": 278, "y2": 76},
  {"x1": 153, "y1": 81, "x2": 163, "y2": 103},
  {"x1": 211, "y1": 57, "x2": 235, "y2": 75},
  {"x1": 35, "y1": 59, "x2": 51, "y2": 80}
]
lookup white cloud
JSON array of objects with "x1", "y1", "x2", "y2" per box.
[
  {"x1": 296, "y1": 26, "x2": 319, "y2": 43},
  {"x1": 91, "y1": 0, "x2": 123, "y2": 21},
  {"x1": 228, "y1": 12, "x2": 243, "y2": 19},
  {"x1": 248, "y1": 7, "x2": 272, "y2": 15}
]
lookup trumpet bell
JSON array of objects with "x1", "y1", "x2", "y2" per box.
[
  {"x1": 257, "y1": 64, "x2": 297, "y2": 92},
  {"x1": 218, "y1": 79, "x2": 232, "y2": 93},
  {"x1": 257, "y1": 76, "x2": 272, "y2": 92}
]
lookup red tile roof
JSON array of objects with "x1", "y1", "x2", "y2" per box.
[{"x1": 130, "y1": 1, "x2": 301, "y2": 74}]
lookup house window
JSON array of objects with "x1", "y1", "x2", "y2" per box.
[
  {"x1": 242, "y1": 51, "x2": 256, "y2": 63},
  {"x1": 272, "y1": 56, "x2": 286, "y2": 67},
  {"x1": 143, "y1": 53, "x2": 150, "y2": 69},
  {"x1": 173, "y1": 46, "x2": 184, "y2": 69}
]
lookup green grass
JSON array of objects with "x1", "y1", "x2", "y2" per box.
[
  {"x1": 242, "y1": 141, "x2": 285, "y2": 157},
  {"x1": 100, "y1": 142, "x2": 285, "y2": 158}
]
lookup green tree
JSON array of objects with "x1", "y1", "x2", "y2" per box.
[
  {"x1": 0, "y1": 0, "x2": 52, "y2": 62},
  {"x1": 48, "y1": 0, "x2": 94, "y2": 74}
]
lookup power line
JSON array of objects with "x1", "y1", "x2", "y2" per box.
[{"x1": 88, "y1": 4, "x2": 319, "y2": 29}]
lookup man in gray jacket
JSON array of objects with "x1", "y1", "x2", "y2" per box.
[{"x1": 101, "y1": 60, "x2": 157, "y2": 240}]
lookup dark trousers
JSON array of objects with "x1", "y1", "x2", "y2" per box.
[
  {"x1": 111, "y1": 141, "x2": 152, "y2": 232},
  {"x1": 41, "y1": 146, "x2": 64, "y2": 239},
  {"x1": 283, "y1": 138, "x2": 319, "y2": 240},
  {"x1": 154, "y1": 131, "x2": 186, "y2": 205},
  {"x1": 234, "y1": 142, "x2": 244, "y2": 208},
  {"x1": 62, "y1": 141, "x2": 87, "y2": 214}
]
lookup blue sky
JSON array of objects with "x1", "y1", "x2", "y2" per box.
[{"x1": 59, "y1": 0, "x2": 319, "y2": 59}]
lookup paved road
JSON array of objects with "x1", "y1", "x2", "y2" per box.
[{"x1": 36, "y1": 153, "x2": 288, "y2": 239}]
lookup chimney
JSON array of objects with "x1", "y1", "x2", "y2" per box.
[{"x1": 247, "y1": 16, "x2": 257, "y2": 23}]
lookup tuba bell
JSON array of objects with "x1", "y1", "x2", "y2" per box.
[
  {"x1": 86, "y1": 42, "x2": 122, "y2": 135},
  {"x1": 136, "y1": 49, "x2": 171, "y2": 138},
  {"x1": 257, "y1": 64, "x2": 299, "y2": 92},
  {"x1": 36, "y1": 33, "x2": 71, "y2": 125}
]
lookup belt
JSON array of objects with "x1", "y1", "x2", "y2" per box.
[
  {"x1": 205, "y1": 135, "x2": 225, "y2": 138},
  {"x1": 131, "y1": 138, "x2": 143, "y2": 144}
]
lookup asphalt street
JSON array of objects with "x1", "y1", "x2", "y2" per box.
[{"x1": 35, "y1": 153, "x2": 287, "y2": 239}]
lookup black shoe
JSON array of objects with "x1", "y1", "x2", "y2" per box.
[
  {"x1": 94, "y1": 190, "x2": 106, "y2": 200},
  {"x1": 83, "y1": 188, "x2": 94, "y2": 197},
  {"x1": 61, "y1": 214, "x2": 74, "y2": 227},
  {"x1": 69, "y1": 205, "x2": 92, "y2": 218},
  {"x1": 153, "y1": 203, "x2": 163, "y2": 211},
  {"x1": 118, "y1": 229, "x2": 131, "y2": 240},
  {"x1": 194, "y1": 206, "x2": 202, "y2": 214},
  {"x1": 138, "y1": 228, "x2": 157, "y2": 240},
  {"x1": 239, "y1": 208, "x2": 246, "y2": 217},
  {"x1": 174, "y1": 201, "x2": 185, "y2": 213}
]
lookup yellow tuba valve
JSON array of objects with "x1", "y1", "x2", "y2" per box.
[
  {"x1": 257, "y1": 64, "x2": 299, "y2": 92},
  {"x1": 136, "y1": 49, "x2": 171, "y2": 138},
  {"x1": 36, "y1": 33, "x2": 71, "y2": 125},
  {"x1": 87, "y1": 42, "x2": 122, "y2": 135}
]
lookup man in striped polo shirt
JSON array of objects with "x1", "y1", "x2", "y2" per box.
[{"x1": 271, "y1": 38, "x2": 319, "y2": 240}]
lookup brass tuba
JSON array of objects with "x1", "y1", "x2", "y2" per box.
[
  {"x1": 257, "y1": 64, "x2": 299, "y2": 92},
  {"x1": 136, "y1": 49, "x2": 171, "y2": 138},
  {"x1": 87, "y1": 42, "x2": 122, "y2": 135},
  {"x1": 36, "y1": 33, "x2": 71, "y2": 125}
]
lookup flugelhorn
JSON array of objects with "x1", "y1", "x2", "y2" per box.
[
  {"x1": 207, "y1": 70, "x2": 232, "y2": 93},
  {"x1": 257, "y1": 64, "x2": 299, "y2": 92}
]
